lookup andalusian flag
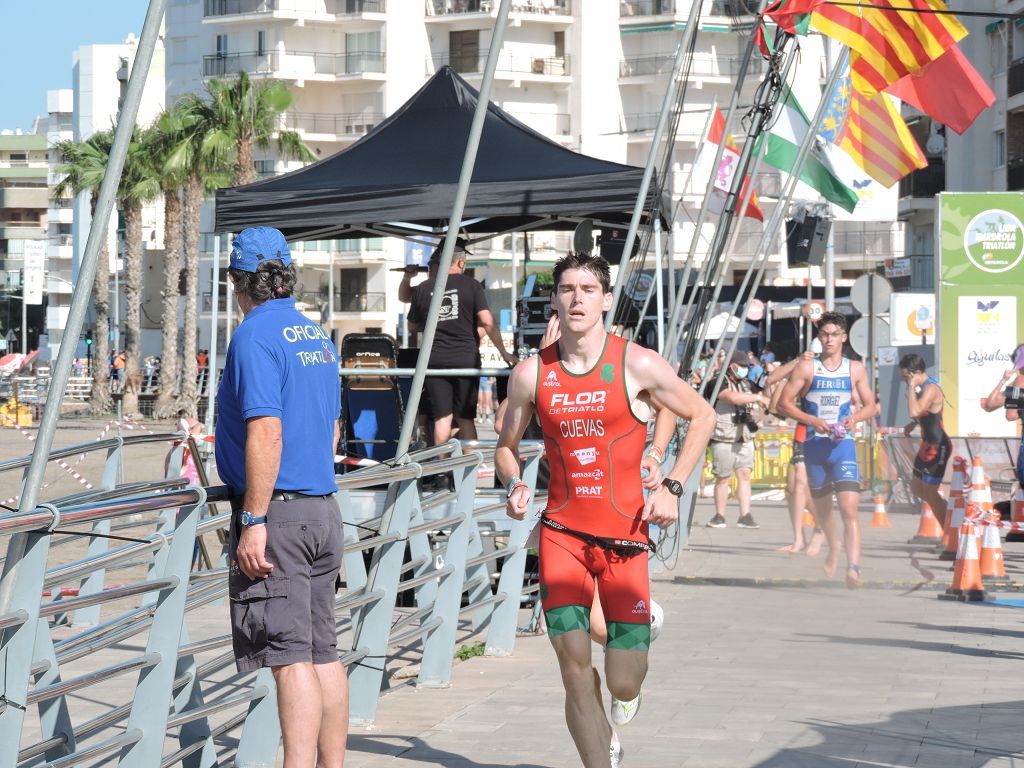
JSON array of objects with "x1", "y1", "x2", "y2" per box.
[
  {"x1": 812, "y1": 0, "x2": 968, "y2": 96},
  {"x1": 761, "y1": 87, "x2": 859, "y2": 213}
]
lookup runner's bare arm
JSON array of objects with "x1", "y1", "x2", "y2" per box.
[
  {"x1": 765, "y1": 355, "x2": 801, "y2": 387},
  {"x1": 640, "y1": 406, "x2": 677, "y2": 489},
  {"x1": 778, "y1": 359, "x2": 828, "y2": 434},
  {"x1": 846, "y1": 360, "x2": 876, "y2": 428},
  {"x1": 495, "y1": 356, "x2": 539, "y2": 520},
  {"x1": 981, "y1": 369, "x2": 1023, "y2": 419},
  {"x1": 906, "y1": 375, "x2": 939, "y2": 420},
  {"x1": 626, "y1": 346, "x2": 714, "y2": 525}
]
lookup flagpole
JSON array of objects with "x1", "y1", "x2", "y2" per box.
[
  {"x1": 709, "y1": 47, "x2": 852, "y2": 403},
  {"x1": 606, "y1": 0, "x2": 703, "y2": 332},
  {"x1": 662, "y1": 0, "x2": 771, "y2": 361},
  {"x1": 676, "y1": 28, "x2": 802, "y2": 376}
]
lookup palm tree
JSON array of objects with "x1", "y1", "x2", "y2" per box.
[
  {"x1": 117, "y1": 130, "x2": 161, "y2": 418},
  {"x1": 171, "y1": 74, "x2": 314, "y2": 417},
  {"x1": 146, "y1": 108, "x2": 190, "y2": 419},
  {"x1": 53, "y1": 132, "x2": 114, "y2": 413}
]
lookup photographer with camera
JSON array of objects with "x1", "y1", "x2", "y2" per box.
[
  {"x1": 980, "y1": 343, "x2": 1024, "y2": 486},
  {"x1": 705, "y1": 350, "x2": 770, "y2": 529}
]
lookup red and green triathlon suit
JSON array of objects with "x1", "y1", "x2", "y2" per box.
[{"x1": 535, "y1": 333, "x2": 651, "y2": 651}]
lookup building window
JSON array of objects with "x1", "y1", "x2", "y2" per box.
[
  {"x1": 554, "y1": 31, "x2": 565, "y2": 59},
  {"x1": 996, "y1": 130, "x2": 1006, "y2": 168},
  {"x1": 216, "y1": 34, "x2": 228, "y2": 57},
  {"x1": 449, "y1": 30, "x2": 480, "y2": 74},
  {"x1": 257, "y1": 30, "x2": 267, "y2": 56}
]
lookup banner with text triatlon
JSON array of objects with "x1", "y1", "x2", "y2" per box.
[{"x1": 937, "y1": 193, "x2": 1024, "y2": 437}]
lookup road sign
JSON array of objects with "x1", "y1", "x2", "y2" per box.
[
  {"x1": 849, "y1": 316, "x2": 890, "y2": 357},
  {"x1": 804, "y1": 301, "x2": 825, "y2": 322},
  {"x1": 22, "y1": 239, "x2": 45, "y2": 305},
  {"x1": 850, "y1": 273, "x2": 893, "y2": 315}
]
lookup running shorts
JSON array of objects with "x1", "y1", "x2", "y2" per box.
[
  {"x1": 422, "y1": 375, "x2": 479, "y2": 421},
  {"x1": 804, "y1": 437, "x2": 860, "y2": 498},
  {"x1": 913, "y1": 436, "x2": 953, "y2": 485},
  {"x1": 538, "y1": 525, "x2": 651, "y2": 651}
]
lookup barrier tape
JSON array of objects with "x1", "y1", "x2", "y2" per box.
[{"x1": 1, "y1": 422, "x2": 95, "y2": 506}]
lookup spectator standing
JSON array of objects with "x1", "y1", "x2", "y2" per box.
[
  {"x1": 705, "y1": 350, "x2": 769, "y2": 529},
  {"x1": 405, "y1": 241, "x2": 517, "y2": 445},
  {"x1": 215, "y1": 226, "x2": 347, "y2": 768}
]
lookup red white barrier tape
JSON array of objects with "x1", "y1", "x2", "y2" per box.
[{"x1": 1, "y1": 422, "x2": 95, "y2": 505}]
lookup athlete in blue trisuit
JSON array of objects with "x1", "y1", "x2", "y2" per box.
[{"x1": 779, "y1": 312, "x2": 876, "y2": 588}]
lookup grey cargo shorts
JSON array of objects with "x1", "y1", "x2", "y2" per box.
[{"x1": 229, "y1": 494, "x2": 343, "y2": 673}]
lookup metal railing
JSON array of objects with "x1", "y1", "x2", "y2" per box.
[
  {"x1": 293, "y1": 290, "x2": 386, "y2": 312},
  {"x1": 203, "y1": 50, "x2": 386, "y2": 78},
  {"x1": 283, "y1": 111, "x2": 385, "y2": 136},
  {"x1": 0, "y1": 426, "x2": 552, "y2": 764},
  {"x1": 619, "y1": 53, "x2": 765, "y2": 79},
  {"x1": 428, "y1": 0, "x2": 570, "y2": 15},
  {"x1": 203, "y1": 0, "x2": 386, "y2": 16},
  {"x1": 432, "y1": 52, "x2": 570, "y2": 76}
]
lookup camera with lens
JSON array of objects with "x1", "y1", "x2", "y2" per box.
[{"x1": 1004, "y1": 386, "x2": 1024, "y2": 410}]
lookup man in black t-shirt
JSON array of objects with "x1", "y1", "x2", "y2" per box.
[{"x1": 407, "y1": 246, "x2": 518, "y2": 444}]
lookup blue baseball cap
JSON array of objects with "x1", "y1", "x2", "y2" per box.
[{"x1": 230, "y1": 226, "x2": 291, "y2": 272}]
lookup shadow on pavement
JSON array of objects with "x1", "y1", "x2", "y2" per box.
[
  {"x1": 348, "y1": 734, "x2": 551, "y2": 768},
  {"x1": 794, "y1": 632, "x2": 1024, "y2": 661},
  {"x1": 752, "y1": 700, "x2": 1024, "y2": 767},
  {"x1": 885, "y1": 621, "x2": 1024, "y2": 641}
]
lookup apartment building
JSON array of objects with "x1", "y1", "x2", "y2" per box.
[
  {"x1": 40, "y1": 90, "x2": 74, "y2": 361},
  {"x1": 165, "y1": 0, "x2": 902, "y2": 349}
]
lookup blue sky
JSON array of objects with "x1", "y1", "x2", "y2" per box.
[{"x1": 0, "y1": 1, "x2": 148, "y2": 131}]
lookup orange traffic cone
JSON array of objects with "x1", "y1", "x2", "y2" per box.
[
  {"x1": 939, "y1": 520, "x2": 987, "y2": 602},
  {"x1": 910, "y1": 501, "x2": 944, "y2": 544},
  {"x1": 870, "y1": 494, "x2": 891, "y2": 528},
  {"x1": 979, "y1": 521, "x2": 1008, "y2": 581},
  {"x1": 802, "y1": 509, "x2": 815, "y2": 527},
  {"x1": 1008, "y1": 485, "x2": 1024, "y2": 543},
  {"x1": 939, "y1": 458, "x2": 968, "y2": 559}
]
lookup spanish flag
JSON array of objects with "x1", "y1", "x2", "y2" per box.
[
  {"x1": 812, "y1": 0, "x2": 968, "y2": 96},
  {"x1": 836, "y1": 83, "x2": 928, "y2": 188}
]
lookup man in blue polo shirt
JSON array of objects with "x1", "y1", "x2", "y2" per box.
[{"x1": 216, "y1": 226, "x2": 346, "y2": 768}]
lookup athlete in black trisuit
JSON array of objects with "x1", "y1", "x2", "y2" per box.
[{"x1": 900, "y1": 353, "x2": 953, "y2": 527}]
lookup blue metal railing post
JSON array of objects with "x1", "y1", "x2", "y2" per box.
[
  {"x1": 118, "y1": 489, "x2": 206, "y2": 766},
  {"x1": 234, "y1": 669, "x2": 281, "y2": 767},
  {"x1": 485, "y1": 447, "x2": 541, "y2": 656},
  {"x1": 418, "y1": 457, "x2": 480, "y2": 686},
  {"x1": 32, "y1": 617, "x2": 76, "y2": 761}
]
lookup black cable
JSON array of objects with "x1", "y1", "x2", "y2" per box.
[
  {"x1": 824, "y1": 2, "x2": 1023, "y2": 20},
  {"x1": 46, "y1": 529, "x2": 153, "y2": 545}
]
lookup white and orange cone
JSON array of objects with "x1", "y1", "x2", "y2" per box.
[
  {"x1": 939, "y1": 520, "x2": 987, "y2": 602},
  {"x1": 911, "y1": 501, "x2": 944, "y2": 544},
  {"x1": 802, "y1": 509, "x2": 816, "y2": 527},
  {"x1": 870, "y1": 494, "x2": 891, "y2": 528},
  {"x1": 940, "y1": 459, "x2": 970, "y2": 561},
  {"x1": 979, "y1": 521, "x2": 1008, "y2": 582}
]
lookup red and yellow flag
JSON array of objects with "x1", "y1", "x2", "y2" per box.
[
  {"x1": 812, "y1": 0, "x2": 968, "y2": 96},
  {"x1": 836, "y1": 87, "x2": 928, "y2": 188}
]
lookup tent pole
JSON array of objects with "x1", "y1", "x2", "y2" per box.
[
  {"x1": 205, "y1": 234, "x2": 221, "y2": 436},
  {"x1": 708, "y1": 49, "x2": 851, "y2": 404},
  {"x1": 394, "y1": 0, "x2": 513, "y2": 459},
  {"x1": 0, "y1": 0, "x2": 166, "y2": 756},
  {"x1": 662, "y1": 0, "x2": 769, "y2": 366},
  {"x1": 605, "y1": 0, "x2": 702, "y2": 332},
  {"x1": 654, "y1": 218, "x2": 664, "y2": 352}
]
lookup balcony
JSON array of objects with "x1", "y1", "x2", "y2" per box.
[
  {"x1": 427, "y1": 0, "x2": 570, "y2": 17},
  {"x1": 1009, "y1": 57, "x2": 1024, "y2": 100},
  {"x1": 0, "y1": 224, "x2": 46, "y2": 240},
  {"x1": 203, "y1": 50, "x2": 386, "y2": 79},
  {"x1": 294, "y1": 290, "x2": 385, "y2": 313},
  {"x1": 203, "y1": 0, "x2": 385, "y2": 17},
  {"x1": 620, "y1": 0, "x2": 675, "y2": 15},
  {"x1": 619, "y1": 53, "x2": 765, "y2": 80},
  {"x1": 283, "y1": 111, "x2": 385, "y2": 138},
  {"x1": 431, "y1": 52, "x2": 569, "y2": 78},
  {"x1": 509, "y1": 111, "x2": 570, "y2": 137},
  {"x1": 620, "y1": 111, "x2": 714, "y2": 138},
  {"x1": 898, "y1": 162, "x2": 944, "y2": 200},
  {"x1": 0, "y1": 187, "x2": 48, "y2": 208},
  {"x1": 1008, "y1": 157, "x2": 1024, "y2": 191}
]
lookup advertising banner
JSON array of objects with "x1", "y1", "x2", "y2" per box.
[
  {"x1": 22, "y1": 239, "x2": 45, "y2": 306},
  {"x1": 889, "y1": 292, "x2": 935, "y2": 346},
  {"x1": 937, "y1": 193, "x2": 1024, "y2": 436}
]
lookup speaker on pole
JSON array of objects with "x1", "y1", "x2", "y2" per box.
[{"x1": 785, "y1": 215, "x2": 831, "y2": 268}]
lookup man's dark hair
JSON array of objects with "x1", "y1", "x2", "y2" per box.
[
  {"x1": 228, "y1": 260, "x2": 297, "y2": 303},
  {"x1": 899, "y1": 353, "x2": 927, "y2": 373},
  {"x1": 817, "y1": 311, "x2": 847, "y2": 333},
  {"x1": 551, "y1": 252, "x2": 612, "y2": 294}
]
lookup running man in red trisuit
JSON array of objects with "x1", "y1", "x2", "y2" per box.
[{"x1": 495, "y1": 253, "x2": 714, "y2": 767}]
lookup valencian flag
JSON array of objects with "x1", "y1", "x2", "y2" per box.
[
  {"x1": 827, "y1": 71, "x2": 928, "y2": 188},
  {"x1": 811, "y1": 0, "x2": 968, "y2": 97}
]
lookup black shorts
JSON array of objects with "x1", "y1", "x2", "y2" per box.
[
  {"x1": 423, "y1": 375, "x2": 479, "y2": 421},
  {"x1": 913, "y1": 436, "x2": 953, "y2": 486},
  {"x1": 229, "y1": 495, "x2": 343, "y2": 673}
]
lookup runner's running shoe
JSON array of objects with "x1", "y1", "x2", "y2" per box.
[
  {"x1": 610, "y1": 692, "x2": 642, "y2": 727},
  {"x1": 649, "y1": 599, "x2": 664, "y2": 643},
  {"x1": 610, "y1": 730, "x2": 625, "y2": 767}
]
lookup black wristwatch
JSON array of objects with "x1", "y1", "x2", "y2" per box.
[{"x1": 661, "y1": 478, "x2": 684, "y2": 497}]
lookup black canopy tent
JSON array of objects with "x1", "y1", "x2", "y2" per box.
[{"x1": 214, "y1": 66, "x2": 665, "y2": 241}]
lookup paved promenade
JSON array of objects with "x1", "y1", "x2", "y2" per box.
[{"x1": 346, "y1": 501, "x2": 1024, "y2": 768}]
